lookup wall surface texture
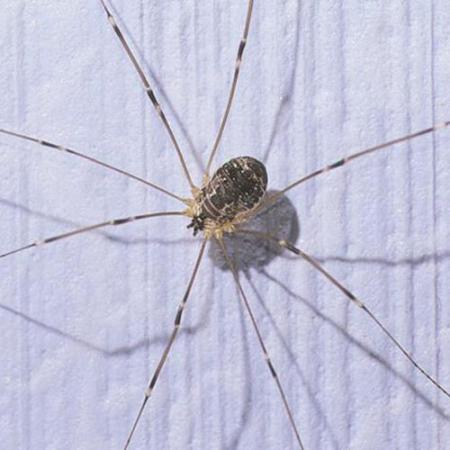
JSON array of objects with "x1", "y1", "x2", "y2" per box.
[{"x1": 0, "y1": 1, "x2": 449, "y2": 449}]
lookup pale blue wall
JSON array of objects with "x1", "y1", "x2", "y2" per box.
[{"x1": 0, "y1": 1, "x2": 449, "y2": 449}]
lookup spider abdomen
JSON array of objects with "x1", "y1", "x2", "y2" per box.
[{"x1": 189, "y1": 156, "x2": 268, "y2": 236}]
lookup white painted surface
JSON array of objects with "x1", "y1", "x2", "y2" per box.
[{"x1": 0, "y1": 1, "x2": 449, "y2": 449}]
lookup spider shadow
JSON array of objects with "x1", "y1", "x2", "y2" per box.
[
  {"x1": 209, "y1": 190, "x2": 300, "y2": 272},
  {"x1": 206, "y1": 190, "x2": 303, "y2": 448},
  {"x1": 2, "y1": 194, "x2": 450, "y2": 448},
  {"x1": 0, "y1": 197, "x2": 194, "y2": 247},
  {"x1": 244, "y1": 273, "x2": 341, "y2": 450},
  {"x1": 221, "y1": 283, "x2": 254, "y2": 450},
  {"x1": 220, "y1": 254, "x2": 450, "y2": 449},
  {"x1": 4, "y1": 196, "x2": 450, "y2": 268},
  {"x1": 0, "y1": 296, "x2": 213, "y2": 358},
  {"x1": 204, "y1": 194, "x2": 450, "y2": 447},
  {"x1": 2, "y1": 195, "x2": 449, "y2": 449},
  {"x1": 261, "y1": 269, "x2": 450, "y2": 438}
]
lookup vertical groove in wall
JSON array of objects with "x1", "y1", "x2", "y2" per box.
[
  {"x1": 429, "y1": 2, "x2": 441, "y2": 446},
  {"x1": 17, "y1": 2, "x2": 30, "y2": 450}
]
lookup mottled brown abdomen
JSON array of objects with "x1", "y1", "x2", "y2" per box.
[{"x1": 189, "y1": 157, "x2": 268, "y2": 235}]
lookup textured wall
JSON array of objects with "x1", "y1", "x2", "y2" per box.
[{"x1": 0, "y1": 1, "x2": 449, "y2": 449}]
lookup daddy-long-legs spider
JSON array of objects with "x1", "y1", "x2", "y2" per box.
[{"x1": 0, "y1": 1, "x2": 449, "y2": 449}]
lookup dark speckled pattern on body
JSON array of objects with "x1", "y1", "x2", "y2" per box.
[{"x1": 193, "y1": 157, "x2": 267, "y2": 233}]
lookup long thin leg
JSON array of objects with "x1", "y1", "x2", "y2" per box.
[
  {"x1": 205, "y1": 0, "x2": 254, "y2": 176},
  {"x1": 277, "y1": 121, "x2": 450, "y2": 197},
  {"x1": 0, "y1": 211, "x2": 184, "y2": 259},
  {"x1": 239, "y1": 229, "x2": 450, "y2": 399},
  {"x1": 0, "y1": 128, "x2": 185, "y2": 203},
  {"x1": 98, "y1": 0, "x2": 195, "y2": 190},
  {"x1": 217, "y1": 238, "x2": 305, "y2": 450},
  {"x1": 124, "y1": 238, "x2": 207, "y2": 450}
]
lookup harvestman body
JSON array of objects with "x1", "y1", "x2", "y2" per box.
[
  {"x1": 1, "y1": 1, "x2": 450, "y2": 449},
  {"x1": 187, "y1": 157, "x2": 268, "y2": 237}
]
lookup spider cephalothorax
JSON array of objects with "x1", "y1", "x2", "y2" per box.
[{"x1": 187, "y1": 156, "x2": 268, "y2": 238}]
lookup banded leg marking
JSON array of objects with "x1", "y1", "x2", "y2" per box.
[
  {"x1": 279, "y1": 121, "x2": 450, "y2": 197},
  {"x1": 123, "y1": 239, "x2": 207, "y2": 450},
  {"x1": 205, "y1": 0, "x2": 254, "y2": 175},
  {"x1": 0, "y1": 211, "x2": 184, "y2": 259},
  {"x1": 0, "y1": 128, "x2": 185, "y2": 202},
  {"x1": 218, "y1": 238, "x2": 305, "y2": 450},
  {"x1": 98, "y1": 0, "x2": 195, "y2": 189},
  {"x1": 240, "y1": 229, "x2": 450, "y2": 400}
]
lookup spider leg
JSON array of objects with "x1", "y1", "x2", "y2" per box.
[
  {"x1": 98, "y1": 0, "x2": 195, "y2": 189},
  {"x1": 0, "y1": 211, "x2": 184, "y2": 259},
  {"x1": 239, "y1": 229, "x2": 450, "y2": 400},
  {"x1": 217, "y1": 237, "x2": 305, "y2": 450},
  {"x1": 278, "y1": 121, "x2": 450, "y2": 197},
  {"x1": 0, "y1": 128, "x2": 186, "y2": 202},
  {"x1": 123, "y1": 238, "x2": 207, "y2": 450},
  {"x1": 205, "y1": 0, "x2": 254, "y2": 176}
]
